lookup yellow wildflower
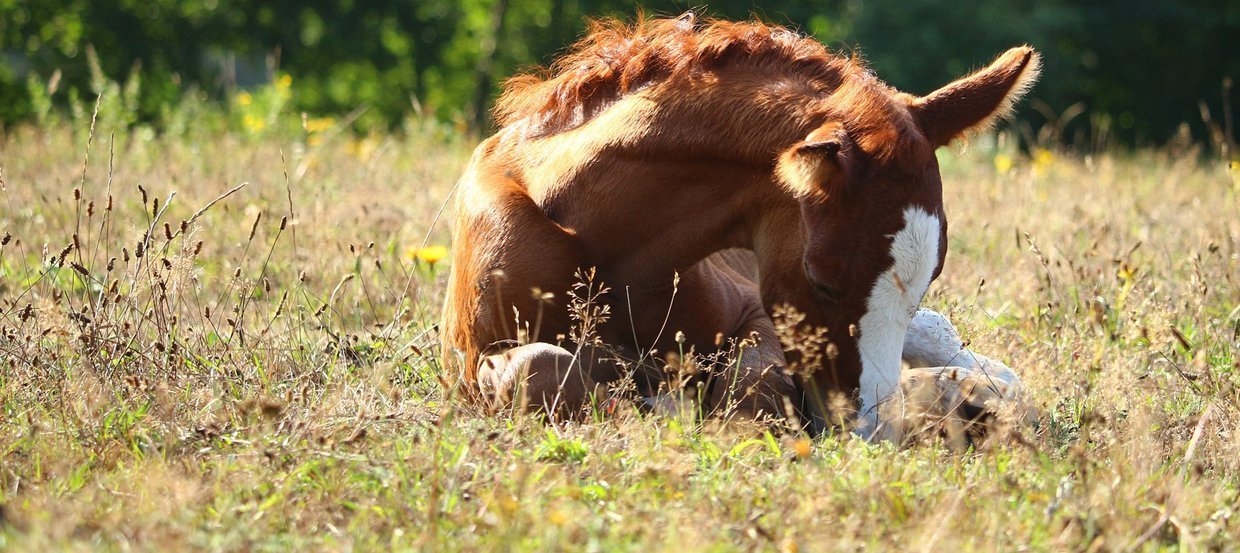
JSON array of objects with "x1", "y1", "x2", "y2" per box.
[
  {"x1": 492, "y1": 490, "x2": 518, "y2": 518},
  {"x1": 548, "y1": 509, "x2": 568, "y2": 526},
  {"x1": 243, "y1": 113, "x2": 266, "y2": 133},
  {"x1": 276, "y1": 74, "x2": 293, "y2": 99},
  {"x1": 993, "y1": 153, "x2": 1014, "y2": 173},
  {"x1": 304, "y1": 117, "x2": 336, "y2": 134},
  {"x1": 407, "y1": 245, "x2": 448, "y2": 265},
  {"x1": 789, "y1": 437, "x2": 812, "y2": 459},
  {"x1": 1116, "y1": 263, "x2": 1137, "y2": 283},
  {"x1": 235, "y1": 91, "x2": 252, "y2": 106},
  {"x1": 1033, "y1": 148, "x2": 1055, "y2": 171},
  {"x1": 348, "y1": 136, "x2": 379, "y2": 161}
]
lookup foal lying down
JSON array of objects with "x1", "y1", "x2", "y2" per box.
[{"x1": 441, "y1": 14, "x2": 1040, "y2": 441}]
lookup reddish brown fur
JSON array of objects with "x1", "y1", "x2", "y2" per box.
[
  {"x1": 496, "y1": 15, "x2": 823, "y2": 123},
  {"x1": 444, "y1": 13, "x2": 1040, "y2": 426},
  {"x1": 499, "y1": 15, "x2": 866, "y2": 139}
]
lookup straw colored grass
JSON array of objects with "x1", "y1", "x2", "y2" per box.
[{"x1": 1, "y1": 118, "x2": 1237, "y2": 551}]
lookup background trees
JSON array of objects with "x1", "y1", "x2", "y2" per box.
[{"x1": 1, "y1": 0, "x2": 1236, "y2": 148}]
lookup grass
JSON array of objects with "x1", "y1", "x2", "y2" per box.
[{"x1": 0, "y1": 112, "x2": 1238, "y2": 551}]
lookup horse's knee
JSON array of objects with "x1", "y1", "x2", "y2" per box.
[
  {"x1": 903, "y1": 308, "x2": 966, "y2": 367},
  {"x1": 478, "y1": 343, "x2": 597, "y2": 417},
  {"x1": 707, "y1": 366, "x2": 796, "y2": 421}
]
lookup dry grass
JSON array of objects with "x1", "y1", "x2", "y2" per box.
[{"x1": 1, "y1": 115, "x2": 1238, "y2": 551}]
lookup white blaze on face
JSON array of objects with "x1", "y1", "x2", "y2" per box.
[{"x1": 855, "y1": 206, "x2": 942, "y2": 440}]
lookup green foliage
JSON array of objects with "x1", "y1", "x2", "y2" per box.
[
  {"x1": 0, "y1": 0, "x2": 1237, "y2": 145},
  {"x1": 535, "y1": 430, "x2": 591, "y2": 464}
]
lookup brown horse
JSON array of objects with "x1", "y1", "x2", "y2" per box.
[{"x1": 441, "y1": 13, "x2": 1039, "y2": 439}]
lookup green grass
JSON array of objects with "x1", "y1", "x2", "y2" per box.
[{"x1": 1, "y1": 114, "x2": 1238, "y2": 551}]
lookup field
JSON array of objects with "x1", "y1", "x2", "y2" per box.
[{"x1": 1, "y1": 112, "x2": 1238, "y2": 551}]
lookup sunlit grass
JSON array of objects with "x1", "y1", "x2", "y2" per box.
[{"x1": 0, "y1": 115, "x2": 1237, "y2": 551}]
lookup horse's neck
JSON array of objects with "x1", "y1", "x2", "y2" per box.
[{"x1": 506, "y1": 77, "x2": 822, "y2": 285}]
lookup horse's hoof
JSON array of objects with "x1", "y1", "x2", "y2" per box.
[{"x1": 900, "y1": 364, "x2": 1032, "y2": 445}]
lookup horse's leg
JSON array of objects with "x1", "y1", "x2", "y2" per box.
[
  {"x1": 705, "y1": 311, "x2": 797, "y2": 420},
  {"x1": 610, "y1": 250, "x2": 795, "y2": 421},
  {"x1": 900, "y1": 308, "x2": 1029, "y2": 441},
  {"x1": 902, "y1": 308, "x2": 1024, "y2": 394},
  {"x1": 442, "y1": 156, "x2": 596, "y2": 390},
  {"x1": 691, "y1": 252, "x2": 796, "y2": 420},
  {"x1": 477, "y1": 343, "x2": 599, "y2": 419}
]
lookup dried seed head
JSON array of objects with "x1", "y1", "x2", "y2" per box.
[
  {"x1": 249, "y1": 212, "x2": 262, "y2": 240},
  {"x1": 164, "y1": 222, "x2": 172, "y2": 240},
  {"x1": 272, "y1": 291, "x2": 288, "y2": 318},
  {"x1": 107, "y1": 257, "x2": 115, "y2": 271},
  {"x1": 123, "y1": 247, "x2": 130, "y2": 262},
  {"x1": 1, "y1": 232, "x2": 10, "y2": 246},
  {"x1": 279, "y1": 216, "x2": 288, "y2": 231},
  {"x1": 193, "y1": 241, "x2": 204, "y2": 256},
  {"x1": 233, "y1": 267, "x2": 242, "y2": 278},
  {"x1": 134, "y1": 241, "x2": 144, "y2": 258},
  {"x1": 73, "y1": 187, "x2": 81, "y2": 200},
  {"x1": 87, "y1": 201, "x2": 95, "y2": 217}
]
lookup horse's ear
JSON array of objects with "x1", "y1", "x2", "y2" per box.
[
  {"x1": 777, "y1": 123, "x2": 847, "y2": 199},
  {"x1": 911, "y1": 47, "x2": 1041, "y2": 148}
]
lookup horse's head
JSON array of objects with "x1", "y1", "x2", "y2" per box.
[{"x1": 775, "y1": 47, "x2": 1040, "y2": 438}]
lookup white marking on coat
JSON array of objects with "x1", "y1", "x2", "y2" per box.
[{"x1": 855, "y1": 206, "x2": 941, "y2": 440}]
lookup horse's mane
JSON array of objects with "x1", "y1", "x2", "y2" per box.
[{"x1": 494, "y1": 12, "x2": 860, "y2": 134}]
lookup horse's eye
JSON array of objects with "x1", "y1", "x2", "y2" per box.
[{"x1": 803, "y1": 259, "x2": 845, "y2": 303}]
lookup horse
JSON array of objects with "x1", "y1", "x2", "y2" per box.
[{"x1": 440, "y1": 13, "x2": 1039, "y2": 440}]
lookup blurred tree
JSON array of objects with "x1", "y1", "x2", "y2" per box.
[{"x1": 0, "y1": 0, "x2": 1236, "y2": 148}]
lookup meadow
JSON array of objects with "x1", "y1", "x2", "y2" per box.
[{"x1": 0, "y1": 99, "x2": 1237, "y2": 550}]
